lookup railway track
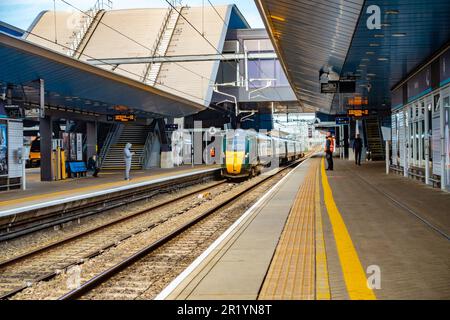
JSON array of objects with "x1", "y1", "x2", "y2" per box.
[
  {"x1": 0, "y1": 180, "x2": 233, "y2": 299},
  {"x1": 2, "y1": 153, "x2": 314, "y2": 300},
  {"x1": 56, "y1": 158, "x2": 308, "y2": 300},
  {"x1": 0, "y1": 169, "x2": 220, "y2": 241}
]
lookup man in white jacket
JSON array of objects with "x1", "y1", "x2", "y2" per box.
[{"x1": 124, "y1": 142, "x2": 135, "y2": 180}]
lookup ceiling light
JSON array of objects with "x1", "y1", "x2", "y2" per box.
[
  {"x1": 374, "y1": 34, "x2": 385, "y2": 38},
  {"x1": 366, "y1": 51, "x2": 375, "y2": 55},
  {"x1": 356, "y1": 69, "x2": 363, "y2": 72},
  {"x1": 385, "y1": 9, "x2": 399, "y2": 14},
  {"x1": 367, "y1": 73, "x2": 376, "y2": 77},
  {"x1": 359, "y1": 64, "x2": 366, "y2": 67},
  {"x1": 392, "y1": 32, "x2": 406, "y2": 37},
  {"x1": 361, "y1": 58, "x2": 370, "y2": 61},
  {"x1": 369, "y1": 43, "x2": 380, "y2": 47},
  {"x1": 378, "y1": 57, "x2": 388, "y2": 61},
  {"x1": 270, "y1": 15, "x2": 285, "y2": 22}
]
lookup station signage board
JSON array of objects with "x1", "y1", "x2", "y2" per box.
[
  {"x1": 321, "y1": 81, "x2": 338, "y2": 93},
  {"x1": 335, "y1": 116, "x2": 350, "y2": 125},
  {"x1": 347, "y1": 109, "x2": 369, "y2": 117},
  {"x1": 107, "y1": 114, "x2": 136, "y2": 122},
  {"x1": 339, "y1": 79, "x2": 356, "y2": 93},
  {"x1": 321, "y1": 79, "x2": 356, "y2": 94},
  {"x1": 165, "y1": 124, "x2": 179, "y2": 131}
]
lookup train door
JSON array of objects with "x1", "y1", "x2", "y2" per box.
[{"x1": 441, "y1": 85, "x2": 450, "y2": 190}]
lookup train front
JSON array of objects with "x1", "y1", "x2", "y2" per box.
[{"x1": 222, "y1": 130, "x2": 250, "y2": 178}]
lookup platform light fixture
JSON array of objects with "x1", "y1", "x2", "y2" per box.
[
  {"x1": 270, "y1": 15, "x2": 285, "y2": 22},
  {"x1": 366, "y1": 51, "x2": 375, "y2": 55},
  {"x1": 378, "y1": 57, "x2": 388, "y2": 61},
  {"x1": 385, "y1": 9, "x2": 399, "y2": 14},
  {"x1": 392, "y1": 32, "x2": 406, "y2": 37}
]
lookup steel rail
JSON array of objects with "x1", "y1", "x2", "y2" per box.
[
  {"x1": 0, "y1": 180, "x2": 226, "y2": 300},
  {"x1": 0, "y1": 170, "x2": 219, "y2": 241},
  {"x1": 58, "y1": 157, "x2": 307, "y2": 300}
]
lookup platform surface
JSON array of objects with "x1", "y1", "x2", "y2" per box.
[
  {"x1": 0, "y1": 165, "x2": 219, "y2": 216},
  {"x1": 161, "y1": 156, "x2": 450, "y2": 300}
]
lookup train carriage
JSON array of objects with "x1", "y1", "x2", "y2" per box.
[{"x1": 222, "y1": 129, "x2": 305, "y2": 179}]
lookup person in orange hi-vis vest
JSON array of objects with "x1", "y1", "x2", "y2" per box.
[{"x1": 324, "y1": 131, "x2": 334, "y2": 170}]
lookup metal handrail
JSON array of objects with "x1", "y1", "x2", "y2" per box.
[
  {"x1": 141, "y1": 129, "x2": 154, "y2": 169},
  {"x1": 67, "y1": 0, "x2": 112, "y2": 57},
  {"x1": 142, "y1": 7, "x2": 173, "y2": 82},
  {"x1": 98, "y1": 123, "x2": 120, "y2": 167}
]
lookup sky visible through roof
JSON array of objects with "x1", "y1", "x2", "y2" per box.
[{"x1": 0, "y1": 0, "x2": 264, "y2": 30}]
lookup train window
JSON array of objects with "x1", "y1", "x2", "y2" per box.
[
  {"x1": 30, "y1": 138, "x2": 40, "y2": 152},
  {"x1": 227, "y1": 135, "x2": 245, "y2": 151}
]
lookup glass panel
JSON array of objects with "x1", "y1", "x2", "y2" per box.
[{"x1": 244, "y1": 39, "x2": 274, "y2": 52}]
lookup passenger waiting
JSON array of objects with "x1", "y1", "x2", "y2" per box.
[
  {"x1": 324, "y1": 132, "x2": 334, "y2": 171},
  {"x1": 87, "y1": 154, "x2": 100, "y2": 177},
  {"x1": 353, "y1": 134, "x2": 363, "y2": 166},
  {"x1": 124, "y1": 143, "x2": 135, "y2": 181}
]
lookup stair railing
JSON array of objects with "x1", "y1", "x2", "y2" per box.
[
  {"x1": 67, "y1": 0, "x2": 112, "y2": 57},
  {"x1": 142, "y1": 7, "x2": 173, "y2": 83},
  {"x1": 141, "y1": 129, "x2": 154, "y2": 169},
  {"x1": 98, "y1": 123, "x2": 121, "y2": 168}
]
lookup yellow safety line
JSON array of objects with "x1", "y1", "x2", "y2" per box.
[
  {"x1": 320, "y1": 158, "x2": 376, "y2": 300},
  {"x1": 315, "y1": 166, "x2": 331, "y2": 300},
  {"x1": 0, "y1": 167, "x2": 213, "y2": 207}
]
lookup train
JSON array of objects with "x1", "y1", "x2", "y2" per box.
[{"x1": 221, "y1": 129, "x2": 305, "y2": 178}]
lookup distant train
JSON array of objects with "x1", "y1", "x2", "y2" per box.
[{"x1": 221, "y1": 129, "x2": 304, "y2": 178}]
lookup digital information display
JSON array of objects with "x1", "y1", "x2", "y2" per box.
[
  {"x1": 108, "y1": 114, "x2": 137, "y2": 122},
  {"x1": 347, "y1": 109, "x2": 369, "y2": 117}
]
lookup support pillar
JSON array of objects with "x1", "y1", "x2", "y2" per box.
[
  {"x1": 424, "y1": 103, "x2": 430, "y2": 185},
  {"x1": 86, "y1": 121, "x2": 97, "y2": 158},
  {"x1": 440, "y1": 99, "x2": 446, "y2": 190},
  {"x1": 40, "y1": 116, "x2": 53, "y2": 181}
]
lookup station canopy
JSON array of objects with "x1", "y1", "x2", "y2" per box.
[
  {"x1": 0, "y1": 32, "x2": 204, "y2": 118},
  {"x1": 255, "y1": 0, "x2": 450, "y2": 114}
]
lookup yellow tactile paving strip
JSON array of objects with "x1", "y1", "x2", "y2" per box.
[
  {"x1": 315, "y1": 168, "x2": 331, "y2": 300},
  {"x1": 259, "y1": 158, "x2": 328, "y2": 299},
  {"x1": 320, "y1": 158, "x2": 376, "y2": 300}
]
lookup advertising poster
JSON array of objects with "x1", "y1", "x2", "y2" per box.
[
  {"x1": 76, "y1": 133, "x2": 83, "y2": 161},
  {"x1": 70, "y1": 133, "x2": 76, "y2": 161},
  {"x1": 0, "y1": 122, "x2": 7, "y2": 176}
]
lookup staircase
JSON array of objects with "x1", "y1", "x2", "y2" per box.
[
  {"x1": 143, "y1": 7, "x2": 181, "y2": 86},
  {"x1": 100, "y1": 124, "x2": 150, "y2": 170},
  {"x1": 66, "y1": 0, "x2": 112, "y2": 58},
  {"x1": 364, "y1": 117, "x2": 385, "y2": 161}
]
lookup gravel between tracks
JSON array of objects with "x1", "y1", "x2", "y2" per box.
[{"x1": 10, "y1": 169, "x2": 291, "y2": 300}]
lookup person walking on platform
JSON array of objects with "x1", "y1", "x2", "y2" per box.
[
  {"x1": 324, "y1": 131, "x2": 334, "y2": 170},
  {"x1": 87, "y1": 154, "x2": 100, "y2": 177},
  {"x1": 353, "y1": 133, "x2": 363, "y2": 166},
  {"x1": 124, "y1": 143, "x2": 135, "y2": 181}
]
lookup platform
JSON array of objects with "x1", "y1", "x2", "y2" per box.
[
  {"x1": 158, "y1": 156, "x2": 450, "y2": 300},
  {"x1": 0, "y1": 165, "x2": 219, "y2": 217}
]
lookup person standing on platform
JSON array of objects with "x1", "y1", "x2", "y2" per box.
[
  {"x1": 353, "y1": 133, "x2": 363, "y2": 166},
  {"x1": 324, "y1": 131, "x2": 334, "y2": 171},
  {"x1": 124, "y1": 143, "x2": 135, "y2": 180},
  {"x1": 87, "y1": 154, "x2": 100, "y2": 177}
]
